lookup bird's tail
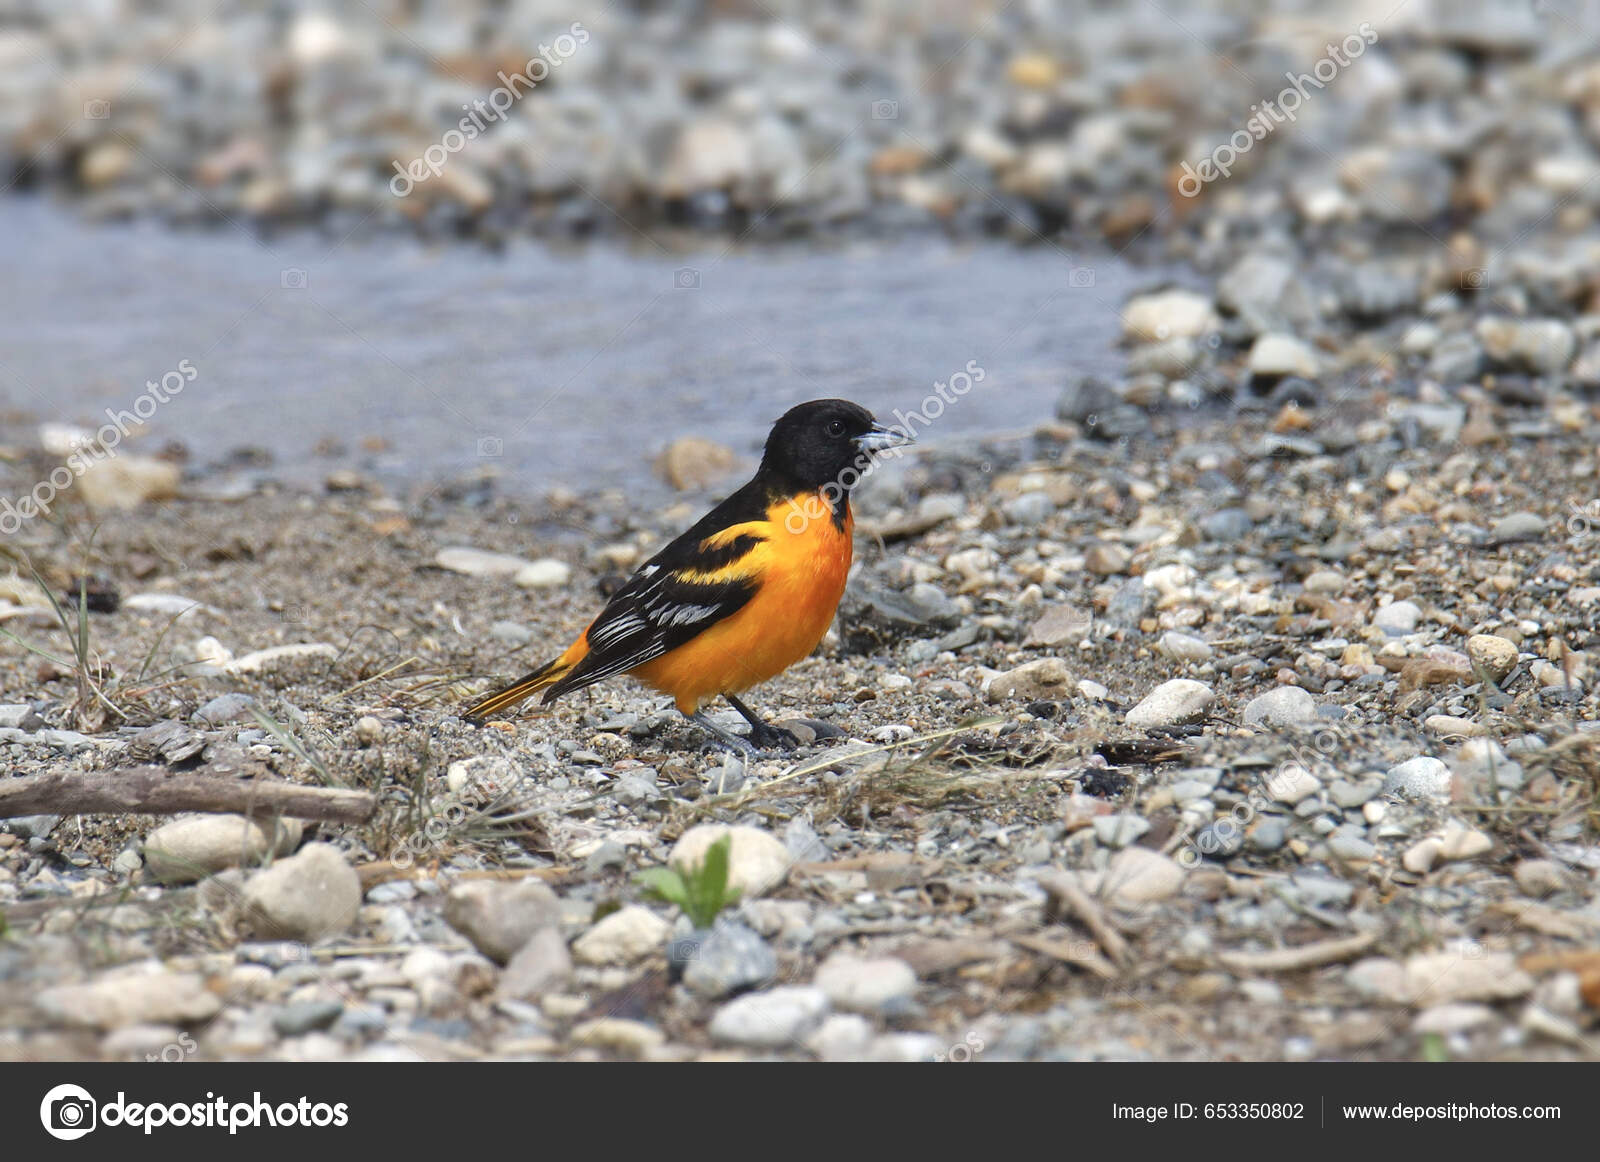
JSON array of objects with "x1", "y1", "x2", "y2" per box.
[{"x1": 462, "y1": 636, "x2": 588, "y2": 723}]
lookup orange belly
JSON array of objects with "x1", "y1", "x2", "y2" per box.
[{"x1": 630, "y1": 497, "x2": 853, "y2": 713}]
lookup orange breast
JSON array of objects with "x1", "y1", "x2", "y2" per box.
[{"x1": 631, "y1": 493, "x2": 853, "y2": 713}]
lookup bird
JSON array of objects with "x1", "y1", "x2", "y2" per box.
[{"x1": 462, "y1": 399, "x2": 912, "y2": 753}]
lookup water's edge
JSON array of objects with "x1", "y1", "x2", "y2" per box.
[{"x1": 0, "y1": 199, "x2": 1160, "y2": 499}]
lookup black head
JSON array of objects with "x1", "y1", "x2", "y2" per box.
[{"x1": 759, "y1": 399, "x2": 912, "y2": 493}]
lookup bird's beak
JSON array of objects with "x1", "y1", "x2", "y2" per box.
[{"x1": 854, "y1": 423, "x2": 915, "y2": 453}]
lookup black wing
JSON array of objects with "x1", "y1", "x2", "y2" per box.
[{"x1": 542, "y1": 482, "x2": 772, "y2": 701}]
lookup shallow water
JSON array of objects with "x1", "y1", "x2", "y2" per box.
[{"x1": 0, "y1": 199, "x2": 1151, "y2": 497}]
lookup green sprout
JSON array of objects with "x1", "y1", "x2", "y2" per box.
[{"x1": 635, "y1": 834, "x2": 740, "y2": 929}]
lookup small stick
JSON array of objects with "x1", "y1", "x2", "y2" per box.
[
  {"x1": 1036, "y1": 870, "x2": 1131, "y2": 966},
  {"x1": 0, "y1": 766, "x2": 376, "y2": 824},
  {"x1": 1214, "y1": 930, "x2": 1378, "y2": 974}
]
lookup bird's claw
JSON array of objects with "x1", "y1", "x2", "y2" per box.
[{"x1": 746, "y1": 724, "x2": 801, "y2": 751}]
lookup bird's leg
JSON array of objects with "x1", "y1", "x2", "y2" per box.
[
  {"x1": 687, "y1": 711, "x2": 760, "y2": 757},
  {"x1": 724, "y1": 694, "x2": 800, "y2": 751}
]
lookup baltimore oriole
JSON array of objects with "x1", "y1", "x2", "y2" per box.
[{"x1": 462, "y1": 399, "x2": 912, "y2": 752}]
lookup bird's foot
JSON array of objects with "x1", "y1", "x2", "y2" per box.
[
  {"x1": 744, "y1": 722, "x2": 801, "y2": 751},
  {"x1": 690, "y1": 711, "x2": 761, "y2": 757}
]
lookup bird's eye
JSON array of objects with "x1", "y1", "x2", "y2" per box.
[{"x1": 826, "y1": 420, "x2": 846, "y2": 438}]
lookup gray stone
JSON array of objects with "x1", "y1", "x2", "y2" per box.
[
  {"x1": 443, "y1": 879, "x2": 563, "y2": 965},
  {"x1": 143, "y1": 814, "x2": 301, "y2": 884},
  {"x1": 572, "y1": 905, "x2": 671, "y2": 965},
  {"x1": 497, "y1": 926, "x2": 574, "y2": 1001},
  {"x1": 1373, "y1": 600, "x2": 1422, "y2": 635},
  {"x1": 682, "y1": 918, "x2": 777, "y2": 999},
  {"x1": 1092, "y1": 813, "x2": 1151, "y2": 848},
  {"x1": 1491, "y1": 512, "x2": 1545, "y2": 542},
  {"x1": 710, "y1": 987, "x2": 830, "y2": 1048},
  {"x1": 272, "y1": 1000, "x2": 345, "y2": 1036},
  {"x1": 241, "y1": 843, "x2": 362, "y2": 942},
  {"x1": 1200, "y1": 507, "x2": 1253, "y2": 542},
  {"x1": 193, "y1": 692, "x2": 257, "y2": 726},
  {"x1": 1242, "y1": 686, "x2": 1317, "y2": 729},
  {"x1": 670, "y1": 824, "x2": 793, "y2": 898},
  {"x1": 35, "y1": 967, "x2": 223, "y2": 1031},
  {"x1": 814, "y1": 954, "x2": 918, "y2": 1017},
  {"x1": 1383, "y1": 756, "x2": 1452, "y2": 801},
  {"x1": 985, "y1": 657, "x2": 1074, "y2": 702},
  {"x1": 1003, "y1": 491, "x2": 1055, "y2": 526},
  {"x1": 1125, "y1": 680, "x2": 1214, "y2": 729}
]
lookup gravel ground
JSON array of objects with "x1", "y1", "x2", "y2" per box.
[
  {"x1": 1, "y1": 380, "x2": 1597, "y2": 1061},
  {"x1": 3, "y1": 0, "x2": 1600, "y2": 1064}
]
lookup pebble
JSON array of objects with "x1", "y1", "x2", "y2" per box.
[
  {"x1": 35, "y1": 967, "x2": 223, "y2": 1030},
  {"x1": 1328, "y1": 779, "x2": 1379, "y2": 808},
  {"x1": 272, "y1": 1000, "x2": 345, "y2": 1037},
  {"x1": 1266, "y1": 764, "x2": 1320, "y2": 806},
  {"x1": 709, "y1": 987, "x2": 831, "y2": 1049},
  {"x1": 1193, "y1": 820, "x2": 1244, "y2": 860},
  {"x1": 669, "y1": 825, "x2": 793, "y2": 898},
  {"x1": 1124, "y1": 679, "x2": 1214, "y2": 729},
  {"x1": 1241, "y1": 686, "x2": 1316, "y2": 729},
  {"x1": 1383, "y1": 756, "x2": 1452, "y2": 801},
  {"x1": 985, "y1": 657, "x2": 1074, "y2": 702},
  {"x1": 805, "y1": 1013, "x2": 874, "y2": 1061},
  {"x1": 1437, "y1": 827, "x2": 1492, "y2": 862},
  {"x1": 1402, "y1": 951, "x2": 1534, "y2": 1006},
  {"x1": 1024, "y1": 605, "x2": 1093, "y2": 647},
  {"x1": 498, "y1": 927, "x2": 575, "y2": 1001},
  {"x1": 77, "y1": 455, "x2": 180, "y2": 510},
  {"x1": 1248, "y1": 333, "x2": 1320, "y2": 379},
  {"x1": 442, "y1": 879, "x2": 563, "y2": 965},
  {"x1": 1490, "y1": 512, "x2": 1546, "y2": 542},
  {"x1": 1122, "y1": 290, "x2": 1215, "y2": 342},
  {"x1": 682, "y1": 918, "x2": 778, "y2": 999},
  {"x1": 193, "y1": 692, "x2": 257, "y2": 725},
  {"x1": 1512, "y1": 859, "x2": 1568, "y2": 898},
  {"x1": 1303, "y1": 570, "x2": 1345, "y2": 594},
  {"x1": 1372, "y1": 600, "x2": 1422, "y2": 635},
  {"x1": 1092, "y1": 814, "x2": 1151, "y2": 849},
  {"x1": 1245, "y1": 817, "x2": 1288, "y2": 852},
  {"x1": 1084, "y1": 543, "x2": 1131, "y2": 575},
  {"x1": 1475, "y1": 317, "x2": 1575, "y2": 374},
  {"x1": 1412, "y1": 1003, "x2": 1494, "y2": 1036},
  {"x1": 143, "y1": 814, "x2": 302, "y2": 884},
  {"x1": 571, "y1": 905, "x2": 671, "y2": 965},
  {"x1": 226, "y1": 643, "x2": 338, "y2": 675},
  {"x1": 813, "y1": 954, "x2": 918, "y2": 1017},
  {"x1": 1156, "y1": 631, "x2": 1211, "y2": 663},
  {"x1": 569, "y1": 1018, "x2": 665, "y2": 1057},
  {"x1": 241, "y1": 843, "x2": 362, "y2": 942},
  {"x1": 1100, "y1": 848, "x2": 1184, "y2": 905},
  {"x1": 1465, "y1": 634, "x2": 1517, "y2": 682},
  {"x1": 1327, "y1": 834, "x2": 1376, "y2": 864},
  {"x1": 435, "y1": 547, "x2": 536, "y2": 577},
  {"x1": 513, "y1": 559, "x2": 572, "y2": 588}
]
